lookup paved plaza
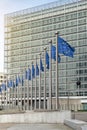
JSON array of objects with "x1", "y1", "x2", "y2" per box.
[{"x1": 0, "y1": 123, "x2": 73, "y2": 130}]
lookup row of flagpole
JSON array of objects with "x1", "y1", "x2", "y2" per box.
[{"x1": 0, "y1": 32, "x2": 75, "y2": 110}]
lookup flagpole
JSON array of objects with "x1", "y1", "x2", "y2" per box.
[
  {"x1": 39, "y1": 53, "x2": 41, "y2": 110},
  {"x1": 20, "y1": 77, "x2": 22, "y2": 110},
  {"x1": 0, "y1": 91, "x2": 2, "y2": 109},
  {"x1": 49, "y1": 40, "x2": 52, "y2": 110},
  {"x1": 21, "y1": 75, "x2": 24, "y2": 110},
  {"x1": 20, "y1": 75, "x2": 23, "y2": 110},
  {"x1": 35, "y1": 56, "x2": 37, "y2": 110},
  {"x1": 24, "y1": 69, "x2": 26, "y2": 111},
  {"x1": 18, "y1": 75, "x2": 21, "y2": 110},
  {"x1": 12, "y1": 78, "x2": 14, "y2": 109},
  {"x1": 16, "y1": 76, "x2": 18, "y2": 110},
  {"x1": 31, "y1": 62, "x2": 33, "y2": 110},
  {"x1": 3, "y1": 83, "x2": 5, "y2": 109},
  {"x1": 9, "y1": 78, "x2": 11, "y2": 110},
  {"x1": 27, "y1": 65, "x2": 29, "y2": 110},
  {"x1": 5, "y1": 78, "x2": 7, "y2": 109},
  {"x1": 44, "y1": 47, "x2": 47, "y2": 110},
  {"x1": 1, "y1": 90, "x2": 3, "y2": 109},
  {"x1": 15, "y1": 80, "x2": 17, "y2": 110},
  {"x1": 9, "y1": 78, "x2": 12, "y2": 110},
  {"x1": 16, "y1": 76, "x2": 19, "y2": 109},
  {"x1": 55, "y1": 32, "x2": 59, "y2": 110},
  {"x1": 14, "y1": 77, "x2": 16, "y2": 110},
  {"x1": 12, "y1": 79, "x2": 14, "y2": 109},
  {"x1": 10, "y1": 78, "x2": 12, "y2": 109},
  {"x1": 6, "y1": 75, "x2": 8, "y2": 109}
]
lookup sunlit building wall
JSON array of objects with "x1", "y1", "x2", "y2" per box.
[{"x1": 4, "y1": 0, "x2": 87, "y2": 100}]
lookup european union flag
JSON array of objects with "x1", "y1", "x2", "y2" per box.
[
  {"x1": 7, "y1": 80, "x2": 12, "y2": 88},
  {"x1": 58, "y1": 55, "x2": 61, "y2": 63},
  {"x1": 58, "y1": 36, "x2": 75, "y2": 58},
  {"x1": 16, "y1": 76, "x2": 19, "y2": 87},
  {"x1": 1, "y1": 83, "x2": 6, "y2": 91},
  {"x1": 0, "y1": 87, "x2": 2, "y2": 93},
  {"x1": 46, "y1": 51, "x2": 49, "y2": 69},
  {"x1": 51, "y1": 45, "x2": 61, "y2": 62},
  {"x1": 18, "y1": 75, "x2": 21, "y2": 83},
  {"x1": 40, "y1": 59, "x2": 44, "y2": 72},
  {"x1": 28, "y1": 68, "x2": 31, "y2": 80},
  {"x1": 36, "y1": 63, "x2": 39, "y2": 76},
  {"x1": 25, "y1": 70, "x2": 28, "y2": 79},
  {"x1": 22, "y1": 75, "x2": 24, "y2": 86},
  {"x1": 32, "y1": 64, "x2": 35, "y2": 78},
  {"x1": 51, "y1": 45, "x2": 56, "y2": 61},
  {"x1": 13, "y1": 81, "x2": 15, "y2": 88}
]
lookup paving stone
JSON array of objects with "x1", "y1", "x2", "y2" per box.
[{"x1": 7, "y1": 124, "x2": 73, "y2": 130}]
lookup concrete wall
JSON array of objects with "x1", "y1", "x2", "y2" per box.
[
  {"x1": 0, "y1": 110, "x2": 71, "y2": 123},
  {"x1": 47, "y1": 98, "x2": 83, "y2": 111}
]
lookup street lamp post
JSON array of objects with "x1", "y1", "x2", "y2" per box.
[{"x1": 67, "y1": 90, "x2": 70, "y2": 110}]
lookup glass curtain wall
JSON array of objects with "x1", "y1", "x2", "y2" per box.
[{"x1": 4, "y1": 0, "x2": 87, "y2": 99}]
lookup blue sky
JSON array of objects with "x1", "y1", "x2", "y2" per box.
[{"x1": 0, "y1": 0, "x2": 58, "y2": 72}]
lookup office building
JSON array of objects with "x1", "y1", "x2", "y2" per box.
[{"x1": 4, "y1": 0, "x2": 87, "y2": 110}]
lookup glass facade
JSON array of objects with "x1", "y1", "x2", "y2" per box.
[{"x1": 4, "y1": 0, "x2": 87, "y2": 99}]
